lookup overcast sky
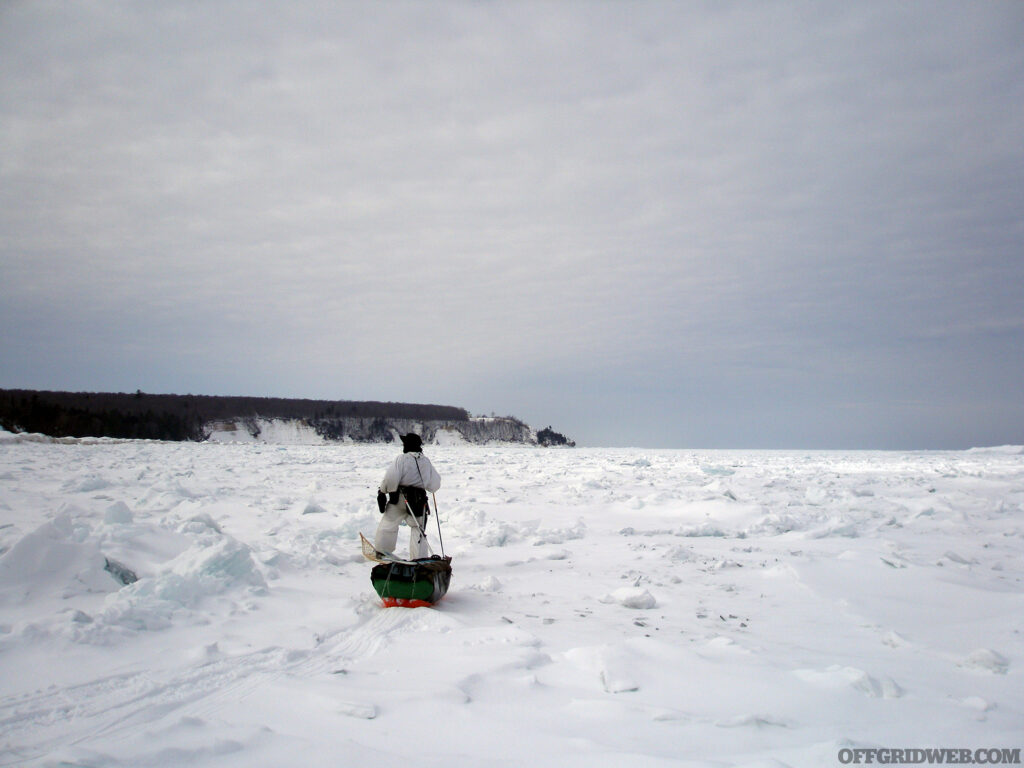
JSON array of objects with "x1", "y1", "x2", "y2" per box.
[{"x1": 2, "y1": 1, "x2": 1023, "y2": 448}]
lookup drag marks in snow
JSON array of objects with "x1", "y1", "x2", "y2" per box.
[
  {"x1": 0, "y1": 602, "x2": 435, "y2": 763},
  {"x1": 0, "y1": 644, "x2": 296, "y2": 764}
]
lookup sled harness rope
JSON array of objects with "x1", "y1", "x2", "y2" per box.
[{"x1": 414, "y1": 455, "x2": 446, "y2": 559}]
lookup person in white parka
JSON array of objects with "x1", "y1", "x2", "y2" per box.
[{"x1": 374, "y1": 433, "x2": 441, "y2": 560}]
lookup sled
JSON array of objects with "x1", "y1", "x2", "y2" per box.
[
  {"x1": 371, "y1": 558, "x2": 452, "y2": 608},
  {"x1": 360, "y1": 534, "x2": 452, "y2": 608}
]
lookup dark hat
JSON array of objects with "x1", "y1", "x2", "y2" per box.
[{"x1": 400, "y1": 433, "x2": 423, "y2": 452}]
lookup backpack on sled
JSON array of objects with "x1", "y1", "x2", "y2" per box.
[{"x1": 371, "y1": 556, "x2": 452, "y2": 608}]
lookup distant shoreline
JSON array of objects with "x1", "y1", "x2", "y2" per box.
[{"x1": 0, "y1": 389, "x2": 573, "y2": 447}]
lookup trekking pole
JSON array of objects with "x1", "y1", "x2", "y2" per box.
[
  {"x1": 404, "y1": 498, "x2": 432, "y2": 558},
  {"x1": 431, "y1": 493, "x2": 446, "y2": 558}
]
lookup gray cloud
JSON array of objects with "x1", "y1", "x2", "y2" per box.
[{"x1": 2, "y1": 1, "x2": 1023, "y2": 447}]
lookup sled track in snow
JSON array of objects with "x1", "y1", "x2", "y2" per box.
[
  {"x1": 0, "y1": 646, "x2": 285, "y2": 765},
  {"x1": 0, "y1": 608, "x2": 420, "y2": 765},
  {"x1": 317, "y1": 603, "x2": 424, "y2": 664}
]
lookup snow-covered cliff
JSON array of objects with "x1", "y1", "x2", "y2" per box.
[{"x1": 204, "y1": 416, "x2": 542, "y2": 446}]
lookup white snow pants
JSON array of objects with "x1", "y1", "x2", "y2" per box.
[{"x1": 374, "y1": 498, "x2": 430, "y2": 560}]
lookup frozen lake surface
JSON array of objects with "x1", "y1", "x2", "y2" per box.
[{"x1": 1, "y1": 435, "x2": 1022, "y2": 766}]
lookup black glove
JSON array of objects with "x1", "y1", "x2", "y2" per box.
[{"x1": 377, "y1": 491, "x2": 387, "y2": 514}]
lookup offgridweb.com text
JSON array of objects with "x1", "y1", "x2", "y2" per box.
[{"x1": 838, "y1": 749, "x2": 1021, "y2": 765}]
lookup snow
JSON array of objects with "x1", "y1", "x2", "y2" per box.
[
  {"x1": 432, "y1": 427, "x2": 469, "y2": 446},
  {"x1": 0, "y1": 441, "x2": 1022, "y2": 766},
  {"x1": 205, "y1": 418, "x2": 327, "y2": 445}
]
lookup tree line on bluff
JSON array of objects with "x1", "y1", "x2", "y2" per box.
[
  {"x1": 0, "y1": 389, "x2": 573, "y2": 446},
  {"x1": 0, "y1": 390, "x2": 470, "y2": 442}
]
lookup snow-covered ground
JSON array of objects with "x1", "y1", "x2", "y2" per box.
[{"x1": 1, "y1": 434, "x2": 1022, "y2": 767}]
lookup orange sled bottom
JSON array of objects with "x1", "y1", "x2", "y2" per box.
[{"x1": 381, "y1": 596, "x2": 440, "y2": 609}]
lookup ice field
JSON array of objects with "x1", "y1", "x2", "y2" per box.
[{"x1": 1, "y1": 433, "x2": 1022, "y2": 766}]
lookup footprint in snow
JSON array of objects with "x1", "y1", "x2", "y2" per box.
[
  {"x1": 564, "y1": 645, "x2": 641, "y2": 693},
  {"x1": 960, "y1": 649, "x2": 1009, "y2": 675}
]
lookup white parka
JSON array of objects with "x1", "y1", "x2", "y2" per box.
[{"x1": 379, "y1": 451, "x2": 441, "y2": 494}]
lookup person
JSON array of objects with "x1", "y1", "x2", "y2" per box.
[{"x1": 374, "y1": 433, "x2": 441, "y2": 560}]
